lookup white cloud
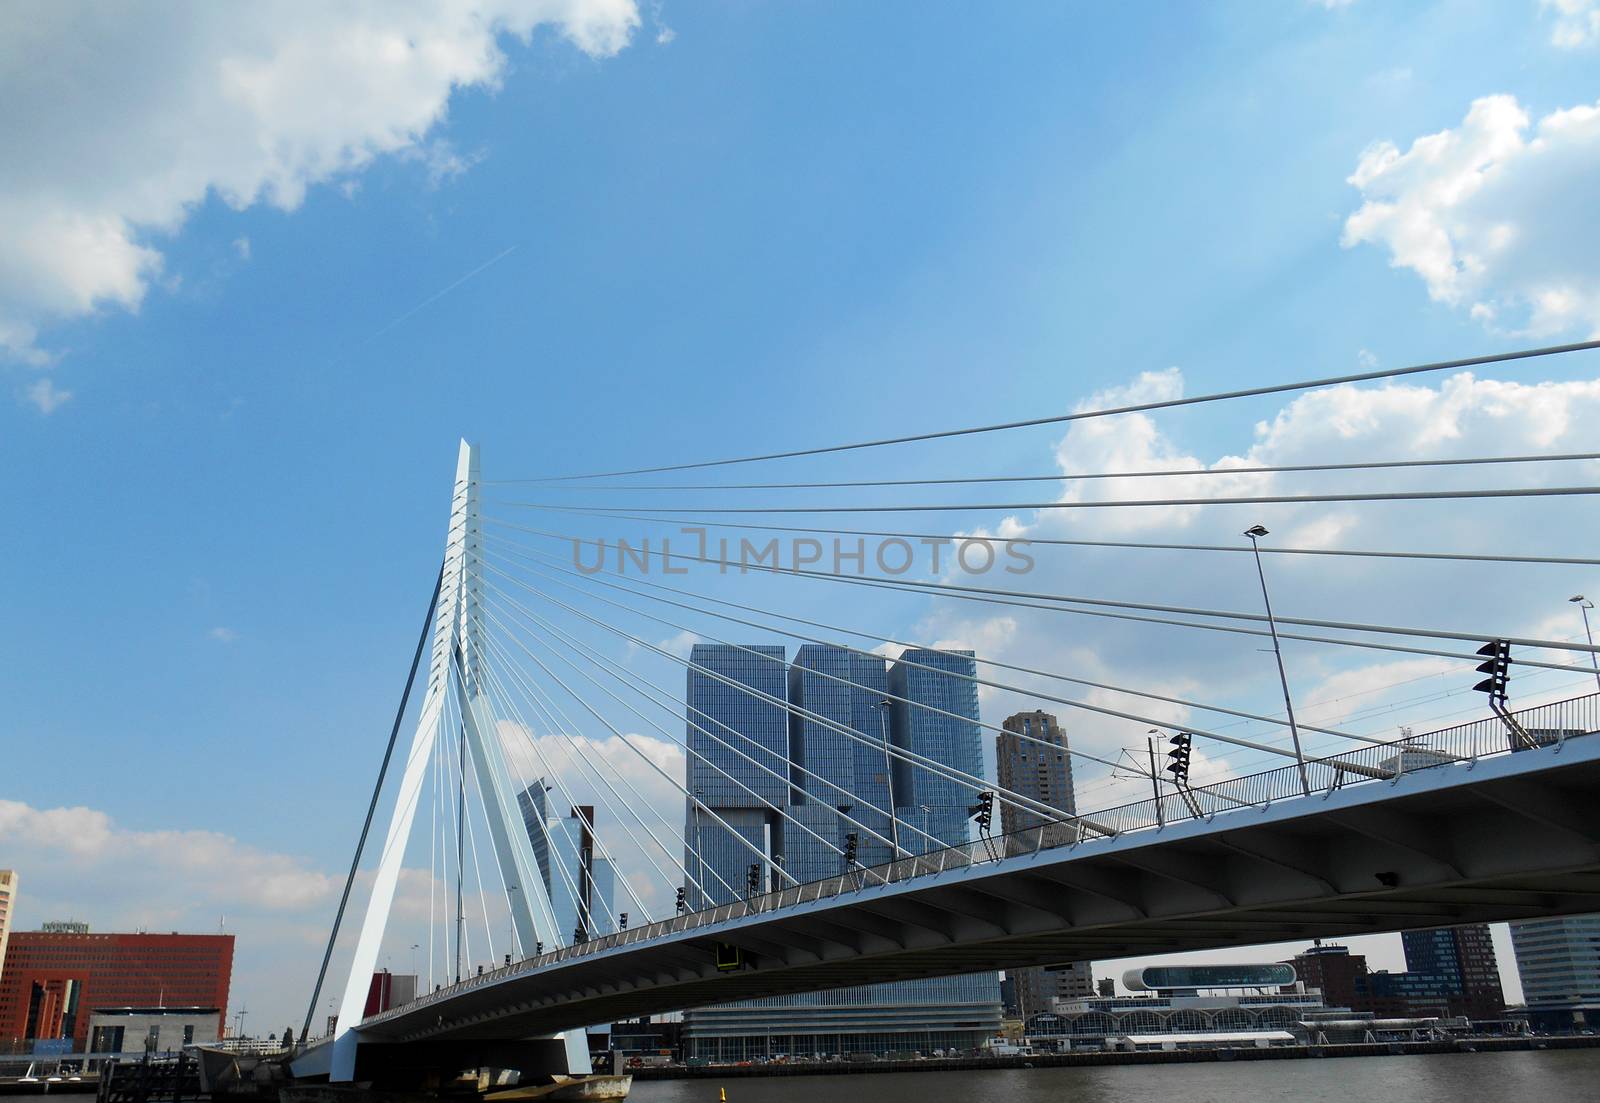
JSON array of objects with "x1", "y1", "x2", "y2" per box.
[
  {"x1": 1543, "y1": 0, "x2": 1600, "y2": 47},
  {"x1": 916, "y1": 365, "x2": 1600, "y2": 813},
  {"x1": 0, "y1": 798, "x2": 336, "y2": 911},
  {"x1": 233, "y1": 237, "x2": 252, "y2": 261},
  {"x1": 0, "y1": 1, "x2": 640, "y2": 365},
  {"x1": 1343, "y1": 94, "x2": 1600, "y2": 336},
  {"x1": 23, "y1": 376, "x2": 72, "y2": 413},
  {"x1": 209, "y1": 626, "x2": 240, "y2": 643}
]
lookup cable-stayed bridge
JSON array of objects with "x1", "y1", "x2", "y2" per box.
[{"x1": 291, "y1": 342, "x2": 1600, "y2": 1087}]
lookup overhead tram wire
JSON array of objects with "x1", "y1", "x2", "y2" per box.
[
  {"x1": 487, "y1": 450, "x2": 1600, "y2": 490},
  {"x1": 500, "y1": 485, "x2": 1600, "y2": 515},
  {"x1": 509, "y1": 505, "x2": 1600, "y2": 569},
  {"x1": 481, "y1": 533, "x2": 1391, "y2": 754},
  {"x1": 478, "y1": 597, "x2": 947, "y2": 861},
  {"x1": 518, "y1": 338, "x2": 1600, "y2": 480},
  {"x1": 481, "y1": 520, "x2": 1598, "y2": 668}
]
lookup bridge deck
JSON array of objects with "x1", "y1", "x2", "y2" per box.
[{"x1": 357, "y1": 712, "x2": 1600, "y2": 1043}]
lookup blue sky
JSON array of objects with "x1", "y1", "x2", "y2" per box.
[{"x1": 5, "y1": 1, "x2": 1600, "y2": 1030}]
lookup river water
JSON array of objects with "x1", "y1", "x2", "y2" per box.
[{"x1": 631, "y1": 1049, "x2": 1600, "y2": 1102}]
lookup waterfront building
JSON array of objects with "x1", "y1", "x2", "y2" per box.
[
  {"x1": 1025, "y1": 963, "x2": 1325, "y2": 1050},
  {"x1": 1288, "y1": 932, "x2": 1507, "y2": 1023},
  {"x1": 520, "y1": 789, "x2": 617, "y2": 943},
  {"x1": 86, "y1": 1007, "x2": 220, "y2": 1055},
  {"x1": 0, "y1": 872, "x2": 15, "y2": 989},
  {"x1": 0, "y1": 929, "x2": 233, "y2": 1050},
  {"x1": 1285, "y1": 942, "x2": 1370, "y2": 1011},
  {"x1": 680, "y1": 644, "x2": 1002, "y2": 1060},
  {"x1": 1400, "y1": 924, "x2": 1504, "y2": 1019},
  {"x1": 683, "y1": 644, "x2": 789, "y2": 910},
  {"x1": 996, "y1": 711, "x2": 1092, "y2": 1015},
  {"x1": 1509, "y1": 913, "x2": 1600, "y2": 1030}
]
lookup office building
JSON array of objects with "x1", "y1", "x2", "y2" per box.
[
  {"x1": 0, "y1": 929, "x2": 233, "y2": 1050},
  {"x1": 1510, "y1": 913, "x2": 1600, "y2": 1030},
  {"x1": 996, "y1": 711, "x2": 1092, "y2": 1014},
  {"x1": 1400, "y1": 924, "x2": 1504, "y2": 1019},
  {"x1": 683, "y1": 644, "x2": 789, "y2": 910},
  {"x1": 1285, "y1": 943, "x2": 1369, "y2": 1012},
  {"x1": 521, "y1": 788, "x2": 617, "y2": 944},
  {"x1": 0, "y1": 872, "x2": 15, "y2": 989},
  {"x1": 681, "y1": 644, "x2": 1002, "y2": 1060}
]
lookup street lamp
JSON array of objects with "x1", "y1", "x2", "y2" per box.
[
  {"x1": 869, "y1": 699, "x2": 904, "y2": 857},
  {"x1": 1570, "y1": 596, "x2": 1600, "y2": 694},
  {"x1": 1244, "y1": 525, "x2": 1310, "y2": 795},
  {"x1": 1145, "y1": 728, "x2": 1165, "y2": 827}
]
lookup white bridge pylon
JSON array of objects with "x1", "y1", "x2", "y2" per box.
[{"x1": 330, "y1": 440, "x2": 589, "y2": 1081}]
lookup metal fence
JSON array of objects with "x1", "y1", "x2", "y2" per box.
[{"x1": 369, "y1": 691, "x2": 1600, "y2": 1024}]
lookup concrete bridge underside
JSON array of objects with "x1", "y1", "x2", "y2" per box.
[{"x1": 341, "y1": 737, "x2": 1600, "y2": 1058}]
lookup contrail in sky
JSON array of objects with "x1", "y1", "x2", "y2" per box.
[{"x1": 355, "y1": 243, "x2": 521, "y2": 350}]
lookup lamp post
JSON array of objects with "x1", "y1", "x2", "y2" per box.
[
  {"x1": 1145, "y1": 728, "x2": 1165, "y2": 827},
  {"x1": 1571, "y1": 596, "x2": 1600, "y2": 695},
  {"x1": 869, "y1": 699, "x2": 904, "y2": 858},
  {"x1": 1244, "y1": 525, "x2": 1310, "y2": 795}
]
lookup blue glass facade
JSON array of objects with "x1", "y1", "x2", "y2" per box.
[
  {"x1": 684, "y1": 644, "x2": 789, "y2": 908},
  {"x1": 788, "y1": 644, "x2": 895, "y2": 873},
  {"x1": 682, "y1": 643, "x2": 1001, "y2": 1058},
  {"x1": 888, "y1": 648, "x2": 983, "y2": 848}
]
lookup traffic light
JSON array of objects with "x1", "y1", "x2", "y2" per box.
[
  {"x1": 574, "y1": 925, "x2": 588, "y2": 944},
  {"x1": 842, "y1": 832, "x2": 859, "y2": 866},
  {"x1": 1473, "y1": 638, "x2": 1536, "y2": 750},
  {"x1": 747, "y1": 863, "x2": 762, "y2": 896},
  {"x1": 1474, "y1": 639, "x2": 1511, "y2": 702},
  {"x1": 535, "y1": 940, "x2": 543, "y2": 956},
  {"x1": 968, "y1": 790, "x2": 994, "y2": 834},
  {"x1": 619, "y1": 912, "x2": 628, "y2": 930},
  {"x1": 675, "y1": 887, "x2": 687, "y2": 913},
  {"x1": 1167, "y1": 732, "x2": 1193, "y2": 785}
]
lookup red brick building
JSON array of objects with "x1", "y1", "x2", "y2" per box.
[{"x1": 0, "y1": 931, "x2": 233, "y2": 1050}]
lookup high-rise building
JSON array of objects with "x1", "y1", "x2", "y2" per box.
[
  {"x1": 1510, "y1": 913, "x2": 1600, "y2": 1030},
  {"x1": 1286, "y1": 942, "x2": 1369, "y2": 1011},
  {"x1": 1400, "y1": 924, "x2": 1504, "y2": 1019},
  {"x1": 683, "y1": 644, "x2": 789, "y2": 910},
  {"x1": 680, "y1": 644, "x2": 1002, "y2": 1060},
  {"x1": 0, "y1": 872, "x2": 16, "y2": 989},
  {"x1": 0, "y1": 930, "x2": 233, "y2": 1050},
  {"x1": 996, "y1": 711, "x2": 1091, "y2": 1013},
  {"x1": 520, "y1": 788, "x2": 617, "y2": 944}
]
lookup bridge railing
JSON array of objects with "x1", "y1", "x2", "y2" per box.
[{"x1": 366, "y1": 690, "x2": 1600, "y2": 1021}]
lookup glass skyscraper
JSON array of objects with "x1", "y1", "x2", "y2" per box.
[
  {"x1": 681, "y1": 642, "x2": 1002, "y2": 1060},
  {"x1": 1510, "y1": 913, "x2": 1600, "y2": 1030},
  {"x1": 683, "y1": 643, "x2": 789, "y2": 909}
]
